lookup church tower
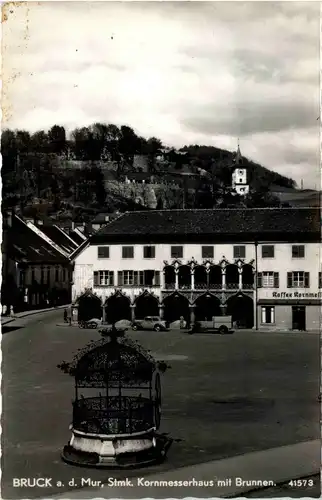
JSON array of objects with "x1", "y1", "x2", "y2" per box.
[{"x1": 231, "y1": 141, "x2": 249, "y2": 195}]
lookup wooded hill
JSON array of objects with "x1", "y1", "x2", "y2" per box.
[{"x1": 2, "y1": 123, "x2": 303, "y2": 220}]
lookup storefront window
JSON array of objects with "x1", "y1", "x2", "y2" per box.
[{"x1": 261, "y1": 306, "x2": 275, "y2": 324}]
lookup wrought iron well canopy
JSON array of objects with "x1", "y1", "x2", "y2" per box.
[{"x1": 58, "y1": 329, "x2": 169, "y2": 467}]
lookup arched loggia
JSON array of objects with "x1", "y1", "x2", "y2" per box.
[
  {"x1": 163, "y1": 293, "x2": 190, "y2": 323},
  {"x1": 77, "y1": 292, "x2": 102, "y2": 322},
  {"x1": 105, "y1": 294, "x2": 131, "y2": 324},
  {"x1": 226, "y1": 294, "x2": 254, "y2": 328},
  {"x1": 194, "y1": 293, "x2": 221, "y2": 321},
  {"x1": 135, "y1": 293, "x2": 159, "y2": 319}
]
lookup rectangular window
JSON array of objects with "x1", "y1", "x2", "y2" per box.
[
  {"x1": 123, "y1": 271, "x2": 134, "y2": 285},
  {"x1": 122, "y1": 246, "x2": 134, "y2": 259},
  {"x1": 62, "y1": 268, "x2": 66, "y2": 281},
  {"x1": 292, "y1": 245, "x2": 305, "y2": 258},
  {"x1": 257, "y1": 271, "x2": 279, "y2": 288},
  {"x1": 97, "y1": 246, "x2": 110, "y2": 259},
  {"x1": 41, "y1": 267, "x2": 45, "y2": 284},
  {"x1": 319, "y1": 272, "x2": 322, "y2": 288},
  {"x1": 262, "y1": 245, "x2": 275, "y2": 258},
  {"x1": 143, "y1": 246, "x2": 155, "y2": 259},
  {"x1": 202, "y1": 246, "x2": 214, "y2": 259},
  {"x1": 287, "y1": 271, "x2": 310, "y2": 288},
  {"x1": 233, "y1": 245, "x2": 246, "y2": 259},
  {"x1": 94, "y1": 271, "x2": 114, "y2": 286},
  {"x1": 171, "y1": 246, "x2": 183, "y2": 259},
  {"x1": 261, "y1": 306, "x2": 275, "y2": 324},
  {"x1": 117, "y1": 270, "x2": 161, "y2": 287}
]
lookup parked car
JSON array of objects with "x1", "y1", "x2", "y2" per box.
[
  {"x1": 78, "y1": 318, "x2": 102, "y2": 329},
  {"x1": 132, "y1": 316, "x2": 169, "y2": 332},
  {"x1": 189, "y1": 316, "x2": 234, "y2": 335}
]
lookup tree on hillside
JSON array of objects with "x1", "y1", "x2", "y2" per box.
[
  {"x1": 118, "y1": 125, "x2": 140, "y2": 166},
  {"x1": 105, "y1": 124, "x2": 121, "y2": 162},
  {"x1": 146, "y1": 137, "x2": 163, "y2": 172},
  {"x1": 48, "y1": 125, "x2": 66, "y2": 155},
  {"x1": 245, "y1": 186, "x2": 281, "y2": 208},
  {"x1": 31, "y1": 131, "x2": 48, "y2": 153},
  {"x1": 15, "y1": 130, "x2": 31, "y2": 154}
]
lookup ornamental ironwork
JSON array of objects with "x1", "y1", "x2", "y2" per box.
[{"x1": 58, "y1": 329, "x2": 169, "y2": 440}]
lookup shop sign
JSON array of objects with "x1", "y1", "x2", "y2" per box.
[{"x1": 272, "y1": 291, "x2": 322, "y2": 298}]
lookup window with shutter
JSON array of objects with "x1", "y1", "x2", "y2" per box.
[
  {"x1": 319, "y1": 272, "x2": 322, "y2": 288},
  {"x1": 273, "y1": 272, "x2": 279, "y2": 288},
  {"x1": 97, "y1": 246, "x2": 110, "y2": 259},
  {"x1": 202, "y1": 246, "x2": 214, "y2": 259},
  {"x1": 304, "y1": 272, "x2": 310, "y2": 288},
  {"x1": 93, "y1": 271, "x2": 99, "y2": 286},
  {"x1": 292, "y1": 245, "x2": 305, "y2": 258},
  {"x1": 233, "y1": 245, "x2": 246, "y2": 259},
  {"x1": 287, "y1": 272, "x2": 292, "y2": 288},
  {"x1": 171, "y1": 246, "x2": 183, "y2": 258},
  {"x1": 154, "y1": 271, "x2": 160, "y2": 286},
  {"x1": 262, "y1": 245, "x2": 275, "y2": 258},
  {"x1": 122, "y1": 246, "x2": 134, "y2": 259},
  {"x1": 118, "y1": 271, "x2": 123, "y2": 286},
  {"x1": 257, "y1": 272, "x2": 262, "y2": 288},
  {"x1": 143, "y1": 246, "x2": 155, "y2": 258}
]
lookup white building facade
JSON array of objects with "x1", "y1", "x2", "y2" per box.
[{"x1": 71, "y1": 208, "x2": 321, "y2": 331}]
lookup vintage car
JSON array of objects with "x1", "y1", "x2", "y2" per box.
[
  {"x1": 132, "y1": 316, "x2": 169, "y2": 332},
  {"x1": 78, "y1": 318, "x2": 102, "y2": 329},
  {"x1": 189, "y1": 316, "x2": 234, "y2": 335}
]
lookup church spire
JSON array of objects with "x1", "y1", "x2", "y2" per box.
[{"x1": 235, "y1": 138, "x2": 242, "y2": 165}]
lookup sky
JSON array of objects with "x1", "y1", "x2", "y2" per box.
[{"x1": 2, "y1": 1, "x2": 320, "y2": 189}]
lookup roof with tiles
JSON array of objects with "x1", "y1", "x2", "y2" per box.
[
  {"x1": 90, "y1": 208, "x2": 320, "y2": 244},
  {"x1": 7, "y1": 216, "x2": 70, "y2": 264},
  {"x1": 38, "y1": 224, "x2": 78, "y2": 254}
]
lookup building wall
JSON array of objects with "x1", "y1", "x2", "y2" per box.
[
  {"x1": 306, "y1": 306, "x2": 321, "y2": 330},
  {"x1": 73, "y1": 240, "x2": 321, "y2": 330},
  {"x1": 18, "y1": 263, "x2": 71, "y2": 289},
  {"x1": 74, "y1": 243, "x2": 256, "y2": 269},
  {"x1": 257, "y1": 242, "x2": 321, "y2": 299},
  {"x1": 257, "y1": 305, "x2": 321, "y2": 331}
]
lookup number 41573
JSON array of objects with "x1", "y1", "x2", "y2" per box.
[{"x1": 288, "y1": 479, "x2": 315, "y2": 488}]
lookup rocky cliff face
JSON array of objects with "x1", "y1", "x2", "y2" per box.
[{"x1": 104, "y1": 180, "x2": 183, "y2": 209}]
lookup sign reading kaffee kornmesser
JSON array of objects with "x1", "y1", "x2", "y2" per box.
[{"x1": 272, "y1": 292, "x2": 322, "y2": 298}]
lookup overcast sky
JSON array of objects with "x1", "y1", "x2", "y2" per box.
[{"x1": 3, "y1": 1, "x2": 320, "y2": 188}]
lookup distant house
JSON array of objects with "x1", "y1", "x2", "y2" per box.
[
  {"x1": 133, "y1": 155, "x2": 149, "y2": 172},
  {"x1": 1, "y1": 214, "x2": 75, "y2": 314},
  {"x1": 90, "y1": 212, "x2": 121, "y2": 232}
]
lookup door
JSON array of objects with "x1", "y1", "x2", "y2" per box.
[
  {"x1": 142, "y1": 317, "x2": 152, "y2": 330},
  {"x1": 292, "y1": 306, "x2": 306, "y2": 331}
]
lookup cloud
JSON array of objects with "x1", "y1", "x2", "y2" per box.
[{"x1": 2, "y1": 1, "x2": 320, "y2": 188}]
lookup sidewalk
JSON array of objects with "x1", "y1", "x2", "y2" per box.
[
  {"x1": 51, "y1": 439, "x2": 320, "y2": 499},
  {"x1": 1, "y1": 304, "x2": 68, "y2": 326}
]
